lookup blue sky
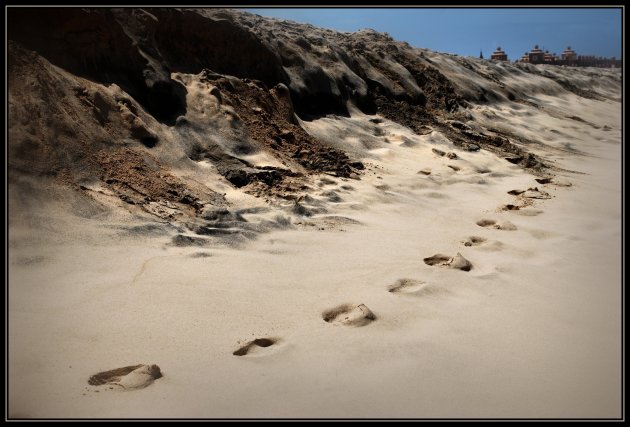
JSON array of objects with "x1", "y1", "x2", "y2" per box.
[{"x1": 245, "y1": 8, "x2": 622, "y2": 60}]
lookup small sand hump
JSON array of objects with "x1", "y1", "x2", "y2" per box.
[
  {"x1": 424, "y1": 252, "x2": 472, "y2": 271},
  {"x1": 322, "y1": 304, "x2": 376, "y2": 327},
  {"x1": 88, "y1": 364, "x2": 162, "y2": 390}
]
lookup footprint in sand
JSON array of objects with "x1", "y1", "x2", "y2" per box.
[
  {"x1": 423, "y1": 253, "x2": 473, "y2": 271},
  {"x1": 387, "y1": 278, "x2": 443, "y2": 296},
  {"x1": 388, "y1": 278, "x2": 426, "y2": 294},
  {"x1": 190, "y1": 252, "x2": 212, "y2": 258},
  {"x1": 476, "y1": 219, "x2": 517, "y2": 231},
  {"x1": 516, "y1": 209, "x2": 544, "y2": 217},
  {"x1": 535, "y1": 177, "x2": 572, "y2": 187},
  {"x1": 463, "y1": 236, "x2": 487, "y2": 247},
  {"x1": 88, "y1": 364, "x2": 162, "y2": 390},
  {"x1": 535, "y1": 177, "x2": 553, "y2": 184},
  {"x1": 322, "y1": 304, "x2": 376, "y2": 327},
  {"x1": 233, "y1": 338, "x2": 279, "y2": 356},
  {"x1": 522, "y1": 188, "x2": 551, "y2": 199},
  {"x1": 500, "y1": 204, "x2": 521, "y2": 211},
  {"x1": 508, "y1": 187, "x2": 551, "y2": 199}
]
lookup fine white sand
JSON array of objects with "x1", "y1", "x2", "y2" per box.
[{"x1": 8, "y1": 86, "x2": 621, "y2": 418}]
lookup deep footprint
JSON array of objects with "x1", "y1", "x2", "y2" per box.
[
  {"x1": 476, "y1": 219, "x2": 497, "y2": 227},
  {"x1": 463, "y1": 236, "x2": 487, "y2": 246},
  {"x1": 535, "y1": 177, "x2": 553, "y2": 184},
  {"x1": 424, "y1": 253, "x2": 472, "y2": 271},
  {"x1": 233, "y1": 338, "x2": 278, "y2": 356},
  {"x1": 476, "y1": 219, "x2": 517, "y2": 231},
  {"x1": 322, "y1": 304, "x2": 376, "y2": 327},
  {"x1": 423, "y1": 254, "x2": 451, "y2": 266},
  {"x1": 88, "y1": 364, "x2": 162, "y2": 390},
  {"x1": 508, "y1": 187, "x2": 551, "y2": 199},
  {"x1": 522, "y1": 187, "x2": 551, "y2": 199}
]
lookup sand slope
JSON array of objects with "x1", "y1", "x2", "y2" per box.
[{"x1": 9, "y1": 91, "x2": 621, "y2": 418}]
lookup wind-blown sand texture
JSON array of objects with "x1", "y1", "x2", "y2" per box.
[{"x1": 8, "y1": 8, "x2": 621, "y2": 419}]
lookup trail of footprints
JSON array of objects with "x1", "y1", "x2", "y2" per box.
[
  {"x1": 224, "y1": 176, "x2": 553, "y2": 355},
  {"x1": 86, "y1": 174, "x2": 559, "y2": 391}
]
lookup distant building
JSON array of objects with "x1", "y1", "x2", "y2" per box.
[
  {"x1": 544, "y1": 50, "x2": 557, "y2": 62},
  {"x1": 490, "y1": 46, "x2": 508, "y2": 61},
  {"x1": 528, "y1": 44, "x2": 545, "y2": 63},
  {"x1": 519, "y1": 51, "x2": 530, "y2": 63},
  {"x1": 561, "y1": 46, "x2": 577, "y2": 61},
  {"x1": 512, "y1": 43, "x2": 619, "y2": 67}
]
